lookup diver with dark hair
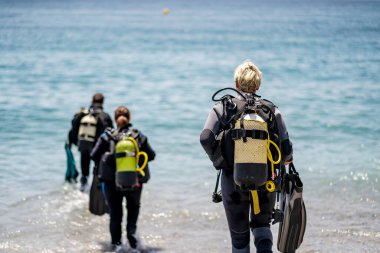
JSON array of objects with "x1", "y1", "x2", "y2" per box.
[
  {"x1": 68, "y1": 93, "x2": 113, "y2": 191},
  {"x1": 200, "y1": 60, "x2": 293, "y2": 253},
  {"x1": 91, "y1": 106, "x2": 155, "y2": 250}
]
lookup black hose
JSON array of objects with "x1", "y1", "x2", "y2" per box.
[{"x1": 211, "y1": 87, "x2": 245, "y2": 102}]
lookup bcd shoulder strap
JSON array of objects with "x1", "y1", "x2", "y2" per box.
[{"x1": 218, "y1": 97, "x2": 246, "y2": 131}]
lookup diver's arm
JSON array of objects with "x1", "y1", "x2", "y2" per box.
[
  {"x1": 200, "y1": 103, "x2": 223, "y2": 159},
  {"x1": 68, "y1": 130, "x2": 76, "y2": 147},
  {"x1": 274, "y1": 108, "x2": 293, "y2": 163},
  {"x1": 68, "y1": 112, "x2": 82, "y2": 146},
  {"x1": 140, "y1": 135, "x2": 156, "y2": 162}
]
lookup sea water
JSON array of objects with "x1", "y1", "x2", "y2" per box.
[{"x1": 0, "y1": 0, "x2": 379, "y2": 252}]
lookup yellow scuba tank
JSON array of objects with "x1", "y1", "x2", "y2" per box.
[{"x1": 115, "y1": 135, "x2": 148, "y2": 190}]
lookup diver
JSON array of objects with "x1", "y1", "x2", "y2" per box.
[
  {"x1": 90, "y1": 106, "x2": 155, "y2": 250},
  {"x1": 200, "y1": 60, "x2": 293, "y2": 253},
  {"x1": 68, "y1": 93, "x2": 113, "y2": 191}
]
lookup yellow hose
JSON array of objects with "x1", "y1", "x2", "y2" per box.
[
  {"x1": 136, "y1": 152, "x2": 148, "y2": 176},
  {"x1": 267, "y1": 137, "x2": 281, "y2": 177},
  {"x1": 128, "y1": 137, "x2": 140, "y2": 153}
]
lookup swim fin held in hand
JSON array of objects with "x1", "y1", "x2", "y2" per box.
[
  {"x1": 277, "y1": 163, "x2": 306, "y2": 253},
  {"x1": 65, "y1": 142, "x2": 78, "y2": 183},
  {"x1": 89, "y1": 167, "x2": 108, "y2": 216}
]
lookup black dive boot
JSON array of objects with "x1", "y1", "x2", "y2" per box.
[{"x1": 127, "y1": 234, "x2": 138, "y2": 249}]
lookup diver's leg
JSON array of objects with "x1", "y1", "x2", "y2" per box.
[
  {"x1": 125, "y1": 185, "x2": 142, "y2": 248},
  {"x1": 80, "y1": 152, "x2": 90, "y2": 177},
  {"x1": 80, "y1": 152, "x2": 90, "y2": 190},
  {"x1": 221, "y1": 171, "x2": 250, "y2": 253},
  {"x1": 250, "y1": 191, "x2": 276, "y2": 253},
  {"x1": 103, "y1": 182, "x2": 123, "y2": 244}
]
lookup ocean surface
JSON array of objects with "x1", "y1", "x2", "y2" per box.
[{"x1": 0, "y1": 0, "x2": 379, "y2": 252}]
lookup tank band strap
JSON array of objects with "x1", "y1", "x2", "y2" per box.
[
  {"x1": 250, "y1": 190, "x2": 261, "y2": 215},
  {"x1": 115, "y1": 151, "x2": 136, "y2": 158},
  {"x1": 80, "y1": 123, "x2": 97, "y2": 127},
  {"x1": 78, "y1": 135, "x2": 95, "y2": 141},
  {"x1": 231, "y1": 129, "x2": 268, "y2": 140}
]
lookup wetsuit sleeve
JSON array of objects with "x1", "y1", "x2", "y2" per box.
[
  {"x1": 200, "y1": 103, "x2": 223, "y2": 159},
  {"x1": 274, "y1": 108, "x2": 293, "y2": 162},
  {"x1": 68, "y1": 113, "x2": 82, "y2": 145},
  {"x1": 140, "y1": 135, "x2": 156, "y2": 162},
  {"x1": 90, "y1": 133, "x2": 110, "y2": 164},
  {"x1": 68, "y1": 129, "x2": 76, "y2": 146}
]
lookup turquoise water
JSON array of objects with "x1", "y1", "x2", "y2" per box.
[{"x1": 1, "y1": 0, "x2": 380, "y2": 252}]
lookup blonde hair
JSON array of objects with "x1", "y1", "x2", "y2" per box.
[{"x1": 234, "y1": 60, "x2": 262, "y2": 93}]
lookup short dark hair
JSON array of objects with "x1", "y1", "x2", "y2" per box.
[{"x1": 92, "y1": 93, "x2": 104, "y2": 104}]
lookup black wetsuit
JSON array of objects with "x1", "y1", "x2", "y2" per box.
[
  {"x1": 68, "y1": 103, "x2": 113, "y2": 180},
  {"x1": 200, "y1": 95, "x2": 293, "y2": 253},
  {"x1": 90, "y1": 126, "x2": 155, "y2": 245}
]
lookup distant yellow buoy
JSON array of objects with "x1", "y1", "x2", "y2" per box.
[{"x1": 163, "y1": 8, "x2": 170, "y2": 15}]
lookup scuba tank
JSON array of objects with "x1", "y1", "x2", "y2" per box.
[
  {"x1": 115, "y1": 134, "x2": 148, "y2": 190},
  {"x1": 78, "y1": 109, "x2": 98, "y2": 154},
  {"x1": 232, "y1": 111, "x2": 269, "y2": 190}
]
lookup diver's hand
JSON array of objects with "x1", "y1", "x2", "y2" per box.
[{"x1": 284, "y1": 160, "x2": 293, "y2": 165}]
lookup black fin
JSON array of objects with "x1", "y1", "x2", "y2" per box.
[
  {"x1": 277, "y1": 165, "x2": 306, "y2": 253},
  {"x1": 89, "y1": 175, "x2": 108, "y2": 216}
]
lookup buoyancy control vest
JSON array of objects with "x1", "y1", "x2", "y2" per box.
[
  {"x1": 98, "y1": 128, "x2": 152, "y2": 187},
  {"x1": 115, "y1": 134, "x2": 148, "y2": 190},
  {"x1": 231, "y1": 99, "x2": 282, "y2": 191},
  {"x1": 212, "y1": 88, "x2": 282, "y2": 191},
  {"x1": 78, "y1": 109, "x2": 98, "y2": 154}
]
